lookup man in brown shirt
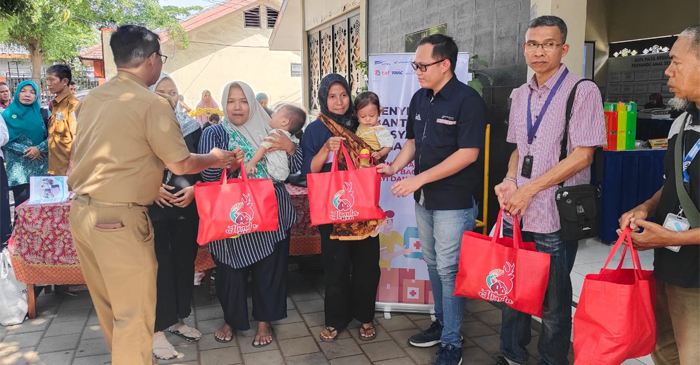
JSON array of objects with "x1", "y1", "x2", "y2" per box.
[
  {"x1": 68, "y1": 25, "x2": 241, "y2": 365},
  {"x1": 46, "y1": 64, "x2": 79, "y2": 176}
]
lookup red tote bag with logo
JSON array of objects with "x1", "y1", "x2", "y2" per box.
[
  {"x1": 454, "y1": 210, "x2": 550, "y2": 317},
  {"x1": 307, "y1": 143, "x2": 385, "y2": 226},
  {"x1": 194, "y1": 163, "x2": 279, "y2": 245},
  {"x1": 573, "y1": 228, "x2": 656, "y2": 365}
]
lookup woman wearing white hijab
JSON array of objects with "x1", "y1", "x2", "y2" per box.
[
  {"x1": 198, "y1": 81, "x2": 302, "y2": 347},
  {"x1": 148, "y1": 74, "x2": 203, "y2": 360}
]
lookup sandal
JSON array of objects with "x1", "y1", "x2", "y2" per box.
[
  {"x1": 214, "y1": 324, "x2": 233, "y2": 343},
  {"x1": 319, "y1": 326, "x2": 339, "y2": 343},
  {"x1": 252, "y1": 327, "x2": 274, "y2": 348},
  {"x1": 167, "y1": 325, "x2": 202, "y2": 342},
  {"x1": 358, "y1": 323, "x2": 377, "y2": 341},
  {"x1": 152, "y1": 343, "x2": 178, "y2": 360}
]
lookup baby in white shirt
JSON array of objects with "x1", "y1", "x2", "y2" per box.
[{"x1": 246, "y1": 104, "x2": 306, "y2": 182}]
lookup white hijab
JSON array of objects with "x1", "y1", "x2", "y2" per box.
[
  {"x1": 220, "y1": 81, "x2": 271, "y2": 150},
  {"x1": 150, "y1": 73, "x2": 201, "y2": 137}
]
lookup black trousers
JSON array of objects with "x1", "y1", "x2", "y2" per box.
[
  {"x1": 11, "y1": 183, "x2": 29, "y2": 208},
  {"x1": 215, "y1": 232, "x2": 290, "y2": 331},
  {"x1": 0, "y1": 160, "x2": 10, "y2": 244},
  {"x1": 153, "y1": 219, "x2": 199, "y2": 332},
  {"x1": 319, "y1": 224, "x2": 380, "y2": 330}
]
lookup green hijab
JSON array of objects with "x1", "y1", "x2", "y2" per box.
[{"x1": 1, "y1": 81, "x2": 45, "y2": 145}]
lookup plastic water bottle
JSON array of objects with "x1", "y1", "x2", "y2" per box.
[{"x1": 358, "y1": 149, "x2": 372, "y2": 168}]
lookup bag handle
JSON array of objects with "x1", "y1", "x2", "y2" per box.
[
  {"x1": 491, "y1": 209, "x2": 524, "y2": 250},
  {"x1": 558, "y1": 79, "x2": 598, "y2": 188},
  {"x1": 602, "y1": 228, "x2": 644, "y2": 280},
  {"x1": 330, "y1": 143, "x2": 356, "y2": 173},
  {"x1": 220, "y1": 161, "x2": 248, "y2": 185}
]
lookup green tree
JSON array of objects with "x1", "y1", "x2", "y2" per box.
[{"x1": 0, "y1": 0, "x2": 199, "y2": 79}]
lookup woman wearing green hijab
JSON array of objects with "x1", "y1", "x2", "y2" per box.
[{"x1": 0, "y1": 81, "x2": 49, "y2": 206}]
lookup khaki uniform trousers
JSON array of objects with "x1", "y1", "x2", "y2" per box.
[
  {"x1": 652, "y1": 281, "x2": 700, "y2": 365},
  {"x1": 69, "y1": 197, "x2": 157, "y2": 365}
]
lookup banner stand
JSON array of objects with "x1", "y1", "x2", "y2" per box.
[{"x1": 369, "y1": 53, "x2": 471, "y2": 316}]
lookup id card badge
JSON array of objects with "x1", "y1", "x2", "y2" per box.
[
  {"x1": 521, "y1": 155, "x2": 533, "y2": 179},
  {"x1": 662, "y1": 213, "x2": 690, "y2": 252}
]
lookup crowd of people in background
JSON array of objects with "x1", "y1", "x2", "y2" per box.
[{"x1": 0, "y1": 15, "x2": 698, "y2": 365}]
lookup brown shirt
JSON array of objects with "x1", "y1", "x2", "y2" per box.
[
  {"x1": 48, "y1": 89, "x2": 79, "y2": 175},
  {"x1": 68, "y1": 71, "x2": 190, "y2": 205}
]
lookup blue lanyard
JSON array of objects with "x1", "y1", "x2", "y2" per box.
[
  {"x1": 527, "y1": 69, "x2": 569, "y2": 145},
  {"x1": 683, "y1": 138, "x2": 700, "y2": 183}
]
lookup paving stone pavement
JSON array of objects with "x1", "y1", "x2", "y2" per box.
[{"x1": 0, "y1": 270, "x2": 575, "y2": 365}]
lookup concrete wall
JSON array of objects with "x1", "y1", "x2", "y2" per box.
[
  {"x1": 585, "y1": 0, "x2": 609, "y2": 86},
  {"x1": 162, "y1": 0, "x2": 303, "y2": 109},
  {"x1": 368, "y1": 0, "x2": 531, "y2": 228},
  {"x1": 606, "y1": 0, "x2": 699, "y2": 43}
]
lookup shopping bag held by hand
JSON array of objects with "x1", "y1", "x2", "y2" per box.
[
  {"x1": 454, "y1": 210, "x2": 550, "y2": 317},
  {"x1": 573, "y1": 227, "x2": 656, "y2": 365},
  {"x1": 307, "y1": 143, "x2": 385, "y2": 226},
  {"x1": 194, "y1": 162, "x2": 279, "y2": 245}
]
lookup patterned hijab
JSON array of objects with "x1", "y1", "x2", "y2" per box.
[
  {"x1": 1, "y1": 81, "x2": 45, "y2": 144},
  {"x1": 318, "y1": 73, "x2": 358, "y2": 132},
  {"x1": 149, "y1": 73, "x2": 201, "y2": 137}
]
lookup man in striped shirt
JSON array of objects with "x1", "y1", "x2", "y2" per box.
[{"x1": 493, "y1": 16, "x2": 605, "y2": 365}]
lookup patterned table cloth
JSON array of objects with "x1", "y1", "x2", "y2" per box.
[{"x1": 8, "y1": 184, "x2": 320, "y2": 285}]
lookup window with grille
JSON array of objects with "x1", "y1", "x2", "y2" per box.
[
  {"x1": 266, "y1": 7, "x2": 279, "y2": 29},
  {"x1": 244, "y1": 6, "x2": 261, "y2": 28}
]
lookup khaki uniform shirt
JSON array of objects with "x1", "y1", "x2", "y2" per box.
[
  {"x1": 68, "y1": 71, "x2": 190, "y2": 205},
  {"x1": 48, "y1": 89, "x2": 79, "y2": 175}
]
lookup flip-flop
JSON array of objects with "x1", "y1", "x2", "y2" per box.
[
  {"x1": 152, "y1": 344, "x2": 179, "y2": 360},
  {"x1": 319, "y1": 326, "x2": 339, "y2": 343},
  {"x1": 214, "y1": 326, "x2": 233, "y2": 343},
  {"x1": 252, "y1": 327, "x2": 274, "y2": 348},
  {"x1": 168, "y1": 325, "x2": 202, "y2": 342},
  {"x1": 358, "y1": 323, "x2": 377, "y2": 341}
]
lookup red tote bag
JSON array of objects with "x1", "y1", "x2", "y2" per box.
[
  {"x1": 194, "y1": 163, "x2": 279, "y2": 245},
  {"x1": 573, "y1": 228, "x2": 656, "y2": 365},
  {"x1": 307, "y1": 143, "x2": 385, "y2": 226},
  {"x1": 454, "y1": 210, "x2": 550, "y2": 317}
]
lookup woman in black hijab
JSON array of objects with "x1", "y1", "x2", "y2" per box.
[{"x1": 301, "y1": 73, "x2": 382, "y2": 343}]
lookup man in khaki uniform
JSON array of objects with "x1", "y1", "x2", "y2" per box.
[
  {"x1": 46, "y1": 64, "x2": 79, "y2": 176},
  {"x1": 67, "y1": 25, "x2": 241, "y2": 365}
]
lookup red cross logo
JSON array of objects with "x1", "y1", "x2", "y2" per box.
[{"x1": 409, "y1": 289, "x2": 417, "y2": 297}]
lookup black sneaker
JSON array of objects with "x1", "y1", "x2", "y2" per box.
[
  {"x1": 435, "y1": 344, "x2": 462, "y2": 365},
  {"x1": 408, "y1": 321, "x2": 443, "y2": 348},
  {"x1": 494, "y1": 356, "x2": 512, "y2": 365}
]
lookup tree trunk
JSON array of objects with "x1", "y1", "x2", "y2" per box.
[{"x1": 27, "y1": 41, "x2": 43, "y2": 82}]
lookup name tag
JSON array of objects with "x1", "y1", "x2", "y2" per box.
[
  {"x1": 662, "y1": 213, "x2": 690, "y2": 252},
  {"x1": 436, "y1": 118, "x2": 456, "y2": 125}
]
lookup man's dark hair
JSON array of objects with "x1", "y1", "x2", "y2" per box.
[
  {"x1": 209, "y1": 113, "x2": 220, "y2": 122},
  {"x1": 280, "y1": 104, "x2": 307, "y2": 135},
  {"x1": 110, "y1": 25, "x2": 161, "y2": 67},
  {"x1": 528, "y1": 16, "x2": 568, "y2": 43},
  {"x1": 0, "y1": 82, "x2": 7, "y2": 88},
  {"x1": 69, "y1": 81, "x2": 76, "y2": 86},
  {"x1": 46, "y1": 64, "x2": 72, "y2": 84},
  {"x1": 417, "y1": 34, "x2": 458, "y2": 73}
]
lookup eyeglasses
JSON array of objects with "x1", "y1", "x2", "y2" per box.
[
  {"x1": 155, "y1": 52, "x2": 168, "y2": 64},
  {"x1": 411, "y1": 59, "x2": 446, "y2": 72},
  {"x1": 524, "y1": 42, "x2": 563, "y2": 52}
]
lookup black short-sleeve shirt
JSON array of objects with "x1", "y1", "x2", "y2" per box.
[
  {"x1": 654, "y1": 110, "x2": 700, "y2": 288},
  {"x1": 405, "y1": 75, "x2": 487, "y2": 210}
]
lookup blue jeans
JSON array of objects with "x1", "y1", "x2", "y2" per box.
[
  {"x1": 500, "y1": 221, "x2": 578, "y2": 365},
  {"x1": 415, "y1": 202, "x2": 477, "y2": 347}
]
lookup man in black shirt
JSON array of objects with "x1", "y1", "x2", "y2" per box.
[{"x1": 619, "y1": 25, "x2": 700, "y2": 365}]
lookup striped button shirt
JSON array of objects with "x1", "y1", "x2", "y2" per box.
[
  {"x1": 199, "y1": 124, "x2": 303, "y2": 269},
  {"x1": 506, "y1": 64, "x2": 606, "y2": 234}
]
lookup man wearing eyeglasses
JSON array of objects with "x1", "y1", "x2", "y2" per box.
[
  {"x1": 378, "y1": 34, "x2": 487, "y2": 365},
  {"x1": 68, "y1": 25, "x2": 240, "y2": 365},
  {"x1": 492, "y1": 16, "x2": 605, "y2": 365}
]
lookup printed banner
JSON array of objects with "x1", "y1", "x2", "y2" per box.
[{"x1": 368, "y1": 53, "x2": 471, "y2": 310}]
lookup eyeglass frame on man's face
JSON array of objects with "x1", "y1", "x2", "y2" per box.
[
  {"x1": 523, "y1": 42, "x2": 563, "y2": 52},
  {"x1": 153, "y1": 51, "x2": 168, "y2": 64},
  {"x1": 411, "y1": 59, "x2": 446, "y2": 72}
]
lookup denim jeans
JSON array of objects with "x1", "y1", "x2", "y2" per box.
[
  {"x1": 415, "y1": 202, "x2": 477, "y2": 347},
  {"x1": 500, "y1": 221, "x2": 578, "y2": 365}
]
